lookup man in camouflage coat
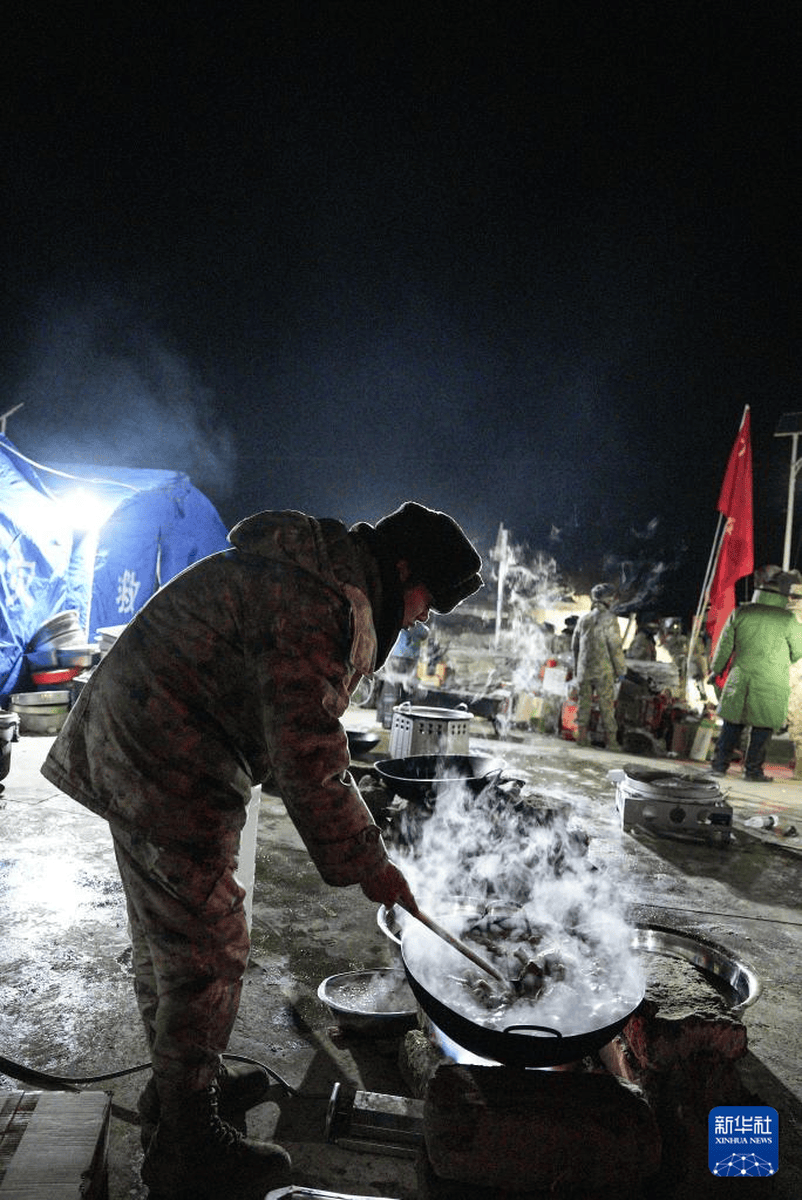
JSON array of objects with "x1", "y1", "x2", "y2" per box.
[
  {"x1": 41, "y1": 502, "x2": 482, "y2": 1199},
  {"x1": 571, "y1": 583, "x2": 627, "y2": 749},
  {"x1": 709, "y1": 564, "x2": 802, "y2": 782}
]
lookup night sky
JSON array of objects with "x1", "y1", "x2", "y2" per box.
[{"x1": 2, "y1": 6, "x2": 800, "y2": 619}]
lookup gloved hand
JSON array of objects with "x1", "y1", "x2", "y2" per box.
[{"x1": 360, "y1": 860, "x2": 419, "y2": 915}]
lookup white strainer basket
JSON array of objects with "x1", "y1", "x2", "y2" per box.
[{"x1": 388, "y1": 702, "x2": 473, "y2": 757}]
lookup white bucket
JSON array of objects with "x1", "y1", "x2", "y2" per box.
[
  {"x1": 389, "y1": 703, "x2": 473, "y2": 757},
  {"x1": 690, "y1": 718, "x2": 716, "y2": 762},
  {"x1": 237, "y1": 786, "x2": 261, "y2": 932}
]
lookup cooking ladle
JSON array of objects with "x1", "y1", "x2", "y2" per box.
[{"x1": 397, "y1": 904, "x2": 540, "y2": 994}]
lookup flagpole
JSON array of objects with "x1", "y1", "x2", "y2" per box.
[{"x1": 686, "y1": 513, "x2": 726, "y2": 703}]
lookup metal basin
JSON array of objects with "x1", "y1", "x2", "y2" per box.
[
  {"x1": 26, "y1": 611, "x2": 83, "y2": 649},
  {"x1": 317, "y1": 968, "x2": 418, "y2": 1037},
  {"x1": 56, "y1": 645, "x2": 100, "y2": 669},
  {"x1": 10, "y1": 690, "x2": 72, "y2": 708},
  {"x1": 631, "y1": 924, "x2": 761, "y2": 1013}
]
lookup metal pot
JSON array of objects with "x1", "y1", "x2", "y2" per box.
[
  {"x1": 399, "y1": 922, "x2": 644, "y2": 1067},
  {"x1": 389, "y1": 702, "x2": 473, "y2": 757},
  {"x1": 373, "y1": 754, "x2": 507, "y2": 802}
]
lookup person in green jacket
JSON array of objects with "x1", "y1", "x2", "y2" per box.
[{"x1": 709, "y1": 565, "x2": 802, "y2": 782}]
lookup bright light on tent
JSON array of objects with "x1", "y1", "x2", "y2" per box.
[{"x1": 60, "y1": 488, "x2": 116, "y2": 531}]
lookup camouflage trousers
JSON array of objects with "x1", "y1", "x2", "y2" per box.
[
  {"x1": 576, "y1": 674, "x2": 618, "y2": 742},
  {"x1": 110, "y1": 821, "x2": 249, "y2": 1109}
]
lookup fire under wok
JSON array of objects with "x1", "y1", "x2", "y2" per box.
[{"x1": 397, "y1": 908, "x2": 646, "y2": 1067}]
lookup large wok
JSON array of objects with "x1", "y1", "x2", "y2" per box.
[
  {"x1": 397, "y1": 910, "x2": 645, "y2": 1067},
  {"x1": 373, "y1": 754, "x2": 508, "y2": 802}
]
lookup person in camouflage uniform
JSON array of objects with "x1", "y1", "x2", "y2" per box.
[
  {"x1": 571, "y1": 583, "x2": 627, "y2": 749},
  {"x1": 659, "y1": 617, "x2": 689, "y2": 692},
  {"x1": 625, "y1": 616, "x2": 657, "y2": 661},
  {"x1": 658, "y1": 617, "x2": 710, "y2": 701},
  {"x1": 41, "y1": 502, "x2": 482, "y2": 1199}
]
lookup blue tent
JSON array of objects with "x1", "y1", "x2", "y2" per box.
[{"x1": 0, "y1": 436, "x2": 229, "y2": 698}]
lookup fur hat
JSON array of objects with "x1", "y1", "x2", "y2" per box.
[
  {"x1": 370, "y1": 502, "x2": 483, "y2": 613},
  {"x1": 754, "y1": 564, "x2": 802, "y2": 596},
  {"x1": 591, "y1": 583, "x2": 615, "y2": 605}
]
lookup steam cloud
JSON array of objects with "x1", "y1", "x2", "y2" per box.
[
  {"x1": 10, "y1": 294, "x2": 236, "y2": 502},
  {"x1": 603, "y1": 517, "x2": 688, "y2": 616},
  {"x1": 395, "y1": 775, "x2": 644, "y2": 1043}
]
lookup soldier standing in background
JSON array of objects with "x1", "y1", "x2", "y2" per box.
[
  {"x1": 571, "y1": 584, "x2": 627, "y2": 749},
  {"x1": 659, "y1": 618, "x2": 689, "y2": 695},
  {"x1": 626, "y1": 616, "x2": 658, "y2": 661}
]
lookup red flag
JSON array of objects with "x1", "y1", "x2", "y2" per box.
[{"x1": 706, "y1": 407, "x2": 754, "y2": 651}]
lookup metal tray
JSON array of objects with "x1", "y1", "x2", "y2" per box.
[
  {"x1": 26, "y1": 611, "x2": 82, "y2": 649},
  {"x1": 57, "y1": 645, "x2": 100, "y2": 668},
  {"x1": 25, "y1": 647, "x2": 61, "y2": 670}
]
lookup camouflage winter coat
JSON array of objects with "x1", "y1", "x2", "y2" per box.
[
  {"x1": 710, "y1": 588, "x2": 802, "y2": 730},
  {"x1": 41, "y1": 511, "x2": 394, "y2": 886},
  {"x1": 571, "y1": 604, "x2": 626, "y2": 683}
]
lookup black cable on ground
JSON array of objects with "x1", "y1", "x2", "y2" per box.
[{"x1": 0, "y1": 1051, "x2": 297, "y2": 1099}]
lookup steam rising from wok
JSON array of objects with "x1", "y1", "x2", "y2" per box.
[{"x1": 395, "y1": 772, "x2": 645, "y2": 1037}]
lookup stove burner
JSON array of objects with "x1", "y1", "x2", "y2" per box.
[{"x1": 611, "y1": 765, "x2": 732, "y2": 844}]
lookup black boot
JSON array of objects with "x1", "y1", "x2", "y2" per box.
[
  {"x1": 138, "y1": 1060, "x2": 272, "y2": 1151},
  {"x1": 141, "y1": 1084, "x2": 291, "y2": 1199}
]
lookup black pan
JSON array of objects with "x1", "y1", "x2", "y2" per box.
[
  {"x1": 374, "y1": 754, "x2": 507, "y2": 801},
  {"x1": 346, "y1": 729, "x2": 381, "y2": 757},
  {"x1": 399, "y1": 924, "x2": 644, "y2": 1067}
]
